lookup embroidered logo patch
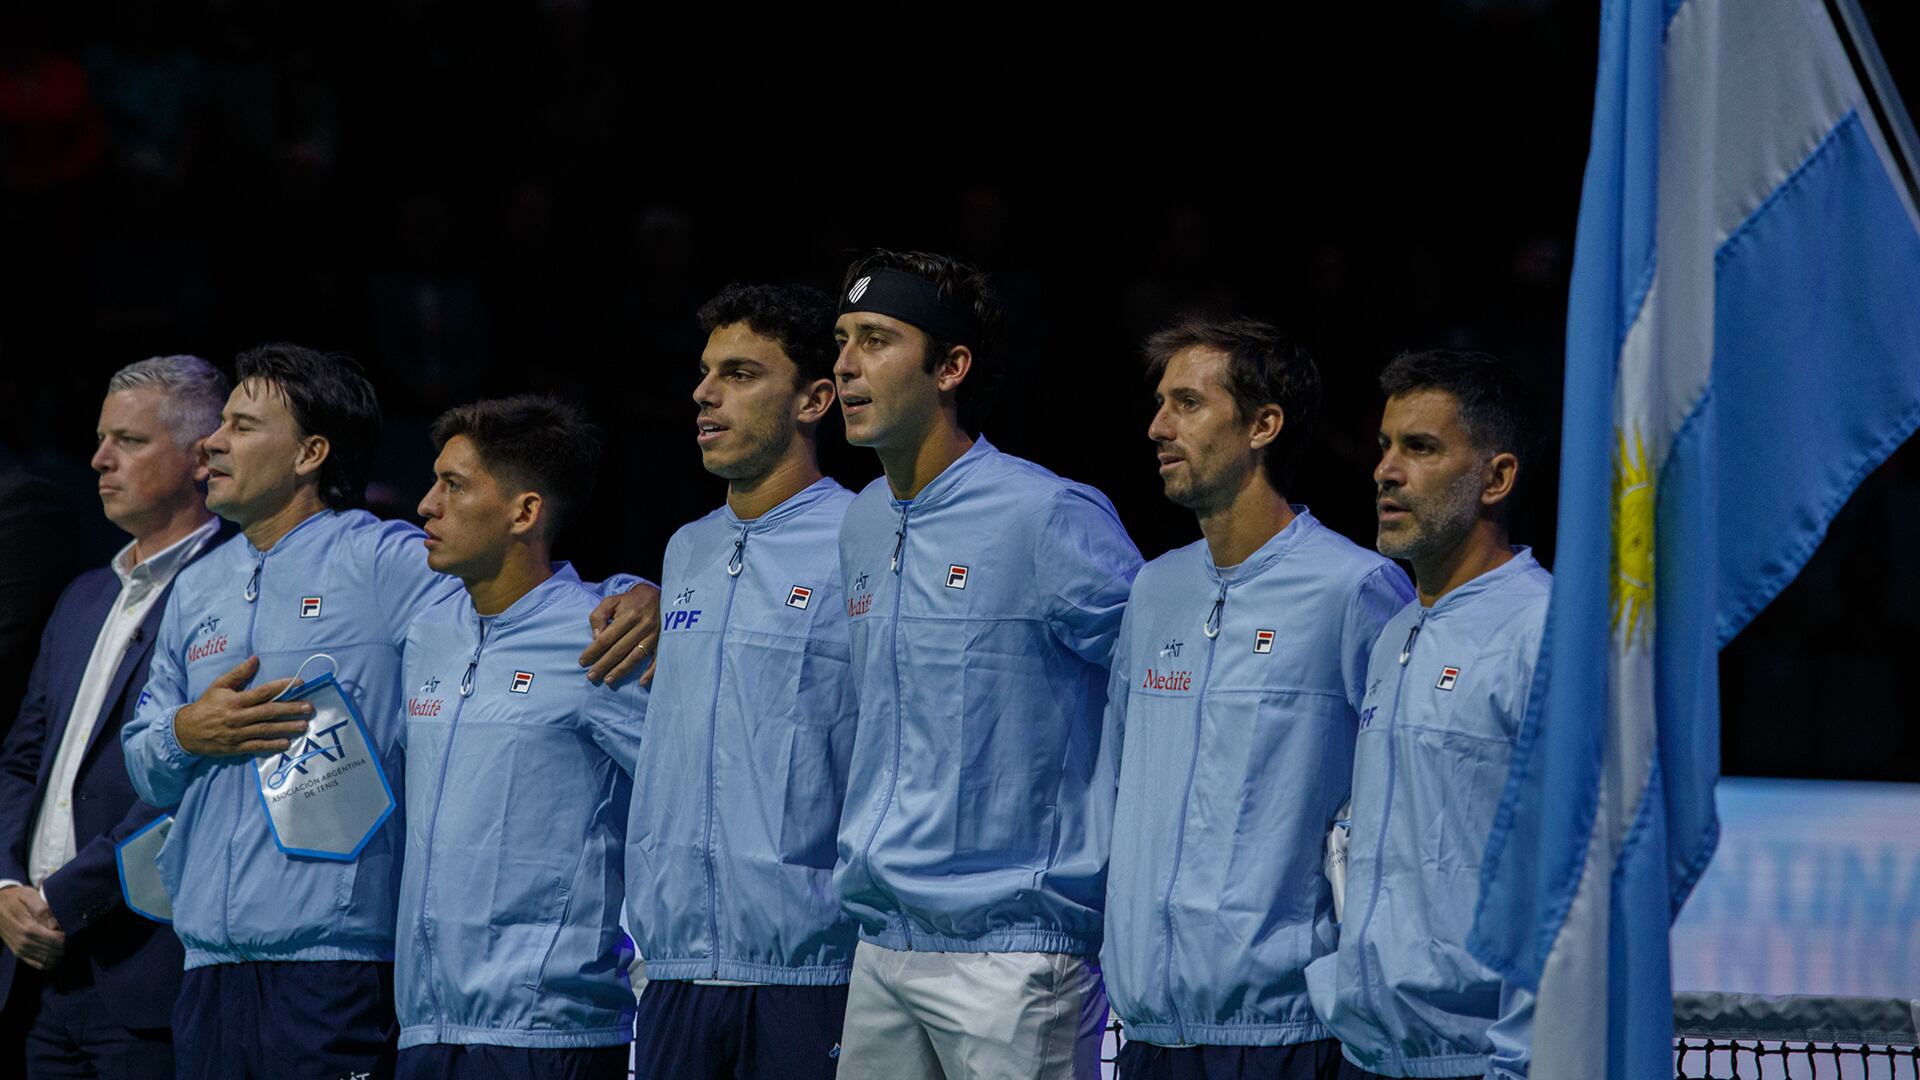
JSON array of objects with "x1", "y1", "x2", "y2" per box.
[
  {"x1": 1436, "y1": 666, "x2": 1461, "y2": 691},
  {"x1": 945, "y1": 565, "x2": 969, "y2": 589},
  {"x1": 1253, "y1": 629, "x2": 1275, "y2": 654},
  {"x1": 786, "y1": 585, "x2": 812, "y2": 610},
  {"x1": 509, "y1": 671, "x2": 534, "y2": 694},
  {"x1": 299, "y1": 596, "x2": 322, "y2": 618}
]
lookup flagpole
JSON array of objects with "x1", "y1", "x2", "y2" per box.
[{"x1": 1825, "y1": 0, "x2": 1920, "y2": 210}]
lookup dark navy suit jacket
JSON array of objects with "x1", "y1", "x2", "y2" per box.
[{"x1": 0, "y1": 523, "x2": 230, "y2": 1030}]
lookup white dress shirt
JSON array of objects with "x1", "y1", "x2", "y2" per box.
[{"x1": 12, "y1": 518, "x2": 217, "y2": 890}]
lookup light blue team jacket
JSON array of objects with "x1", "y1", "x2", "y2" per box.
[
  {"x1": 1305, "y1": 550, "x2": 1549, "y2": 1080},
  {"x1": 626, "y1": 478, "x2": 860, "y2": 985},
  {"x1": 834, "y1": 438, "x2": 1142, "y2": 956},
  {"x1": 396, "y1": 565, "x2": 647, "y2": 1050},
  {"x1": 122, "y1": 510, "x2": 455, "y2": 968},
  {"x1": 1103, "y1": 511, "x2": 1413, "y2": 1048}
]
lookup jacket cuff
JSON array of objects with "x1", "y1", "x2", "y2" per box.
[{"x1": 158, "y1": 706, "x2": 202, "y2": 771}]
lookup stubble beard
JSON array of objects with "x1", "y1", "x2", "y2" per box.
[{"x1": 1377, "y1": 469, "x2": 1485, "y2": 564}]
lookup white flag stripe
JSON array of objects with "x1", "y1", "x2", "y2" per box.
[
  {"x1": 1533, "y1": 2, "x2": 1879, "y2": 1075},
  {"x1": 1702, "y1": 0, "x2": 1859, "y2": 249}
]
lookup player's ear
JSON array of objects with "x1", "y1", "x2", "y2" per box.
[
  {"x1": 797, "y1": 378, "x2": 836, "y2": 426},
  {"x1": 1482, "y1": 452, "x2": 1518, "y2": 507},
  {"x1": 509, "y1": 491, "x2": 543, "y2": 537}
]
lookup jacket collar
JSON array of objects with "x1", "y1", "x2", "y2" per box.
[
  {"x1": 464, "y1": 562, "x2": 581, "y2": 633},
  {"x1": 724, "y1": 476, "x2": 841, "y2": 530},
  {"x1": 244, "y1": 507, "x2": 335, "y2": 559},
  {"x1": 892, "y1": 436, "x2": 997, "y2": 511},
  {"x1": 1205, "y1": 505, "x2": 1318, "y2": 586},
  {"x1": 1423, "y1": 546, "x2": 1542, "y2": 615}
]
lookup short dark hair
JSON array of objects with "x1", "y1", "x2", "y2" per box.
[
  {"x1": 696, "y1": 283, "x2": 838, "y2": 387},
  {"x1": 840, "y1": 249, "x2": 1005, "y2": 436},
  {"x1": 430, "y1": 395, "x2": 603, "y2": 539},
  {"x1": 1144, "y1": 317, "x2": 1322, "y2": 493},
  {"x1": 235, "y1": 343, "x2": 381, "y2": 510},
  {"x1": 1378, "y1": 349, "x2": 1537, "y2": 464}
]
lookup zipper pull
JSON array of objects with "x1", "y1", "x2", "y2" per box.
[
  {"x1": 460, "y1": 623, "x2": 485, "y2": 697},
  {"x1": 243, "y1": 554, "x2": 263, "y2": 603},
  {"x1": 1398, "y1": 623, "x2": 1420, "y2": 666},
  {"x1": 727, "y1": 523, "x2": 748, "y2": 577},
  {"x1": 1203, "y1": 582, "x2": 1227, "y2": 639},
  {"x1": 890, "y1": 507, "x2": 908, "y2": 574}
]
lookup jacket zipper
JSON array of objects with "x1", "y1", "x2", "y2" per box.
[
  {"x1": 703, "y1": 522, "x2": 750, "y2": 975},
  {"x1": 857, "y1": 503, "x2": 914, "y2": 948},
  {"x1": 1158, "y1": 578, "x2": 1229, "y2": 1045},
  {"x1": 227, "y1": 548, "x2": 268, "y2": 946},
  {"x1": 1353, "y1": 611, "x2": 1426, "y2": 1068},
  {"x1": 418, "y1": 615, "x2": 486, "y2": 1025}
]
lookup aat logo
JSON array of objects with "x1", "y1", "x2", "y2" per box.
[
  {"x1": 846, "y1": 571, "x2": 874, "y2": 617},
  {"x1": 186, "y1": 615, "x2": 228, "y2": 664},
  {"x1": 673, "y1": 587, "x2": 696, "y2": 605},
  {"x1": 1159, "y1": 639, "x2": 1184, "y2": 659},
  {"x1": 408, "y1": 675, "x2": 445, "y2": 717},
  {"x1": 264, "y1": 718, "x2": 352, "y2": 790}
]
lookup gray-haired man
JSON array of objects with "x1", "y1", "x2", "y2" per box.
[{"x1": 0, "y1": 356, "x2": 231, "y2": 1078}]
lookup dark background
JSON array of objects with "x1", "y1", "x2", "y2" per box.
[{"x1": 2, "y1": 1, "x2": 1914, "y2": 781}]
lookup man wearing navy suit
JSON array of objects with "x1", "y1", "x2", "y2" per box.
[{"x1": 0, "y1": 356, "x2": 231, "y2": 1078}]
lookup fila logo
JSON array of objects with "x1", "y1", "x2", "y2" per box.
[
  {"x1": 1436, "y1": 666, "x2": 1461, "y2": 691},
  {"x1": 1253, "y1": 629, "x2": 1276, "y2": 654},
  {"x1": 848, "y1": 276, "x2": 872, "y2": 303},
  {"x1": 945, "y1": 565, "x2": 969, "y2": 589},
  {"x1": 786, "y1": 585, "x2": 812, "y2": 610},
  {"x1": 300, "y1": 596, "x2": 322, "y2": 618},
  {"x1": 509, "y1": 671, "x2": 535, "y2": 694},
  {"x1": 674, "y1": 587, "x2": 696, "y2": 605}
]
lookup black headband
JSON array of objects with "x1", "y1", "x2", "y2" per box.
[{"x1": 838, "y1": 269, "x2": 977, "y2": 345}]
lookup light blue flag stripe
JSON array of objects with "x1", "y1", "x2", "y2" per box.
[
  {"x1": 1469, "y1": 1, "x2": 1920, "y2": 1076},
  {"x1": 1465, "y1": 0, "x2": 1666, "y2": 991}
]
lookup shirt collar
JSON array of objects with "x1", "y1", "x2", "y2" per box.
[{"x1": 114, "y1": 517, "x2": 220, "y2": 590}]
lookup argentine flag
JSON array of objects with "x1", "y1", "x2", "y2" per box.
[{"x1": 1466, "y1": 0, "x2": 1920, "y2": 1076}]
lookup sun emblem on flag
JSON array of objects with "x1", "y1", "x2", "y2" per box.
[{"x1": 1610, "y1": 424, "x2": 1655, "y2": 646}]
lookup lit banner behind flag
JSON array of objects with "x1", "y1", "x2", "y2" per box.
[{"x1": 1466, "y1": 0, "x2": 1920, "y2": 1076}]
